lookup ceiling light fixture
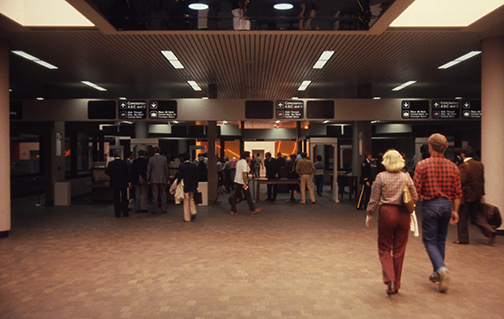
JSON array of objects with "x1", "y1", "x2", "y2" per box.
[
  {"x1": 438, "y1": 51, "x2": 481, "y2": 69},
  {"x1": 119, "y1": 97, "x2": 127, "y2": 100},
  {"x1": 81, "y1": 81, "x2": 107, "y2": 91},
  {"x1": 187, "y1": 81, "x2": 202, "y2": 91},
  {"x1": 161, "y1": 51, "x2": 184, "y2": 69},
  {"x1": 392, "y1": 80, "x2": 417, "y2": 91},
  {"x1": 373, "y1": 96, "x2": 381, "y2": 100},
  {"x1": 298, "y1": 80, "x2": 311, "y2": 91},
  {"x1": 36, "y1": 97, "x2": 44, "y2": 101},
  {"x1": 390, "y1": 0, "x2": 504, "y2": 27},
  {"x1": 274, "y1": 3, "x2": 294, "y2": 10},
  {"x1": 11, "y1": 50, "x2": 58, "y2": 69},
  {"x1": 188, "y1": 3, "x2": 209, "y2": 10},
  {"x1": 313, "y1": 51, "x2": 334, "y2": 69}
]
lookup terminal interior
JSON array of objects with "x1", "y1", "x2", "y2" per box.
[{"x1": 2, "y1": 1, "x2": 504, "y2": 318}]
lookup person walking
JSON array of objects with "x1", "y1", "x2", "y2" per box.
[
  {"x1": 413, "y1": 133, "x2": 462, "y2": 292},
  {"x1": 314, "y1": 155, "x2": 326, "y2": 196},
  {"x1": 131, "y1": 149, "x2": 149, "y2": 213},
  {"x1": 177, "y1": 152, "x2": 199, "y2": 222},
  {"x1": 105, "y1": 151, "x2": 131, "y2": 218},
  {"x1": 454, "y1": 145, "x2": 496, "y2": 245},
  {"x1": 366, "y1": 150, "x2": 418, "y2": 295},
  {"x1": 357, "y1": 153, "x2": 373, "y2": 210},
  {"x1": 295, "y1": 152, "x2": 316, "y2": 204},
  {"x1": 147, "y1": 146, "x2": 170, "y2": 214},
  {"x1": 230, "y1": 151, "x2": 261, "y2": 215}
]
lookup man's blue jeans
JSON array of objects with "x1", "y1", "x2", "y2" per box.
[{"x1": 421, "y1": 198, "x2": 452, "y2": 273}]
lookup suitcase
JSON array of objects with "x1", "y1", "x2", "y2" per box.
[{"x1": 482, "y1": 202, "x2": 502, "y2": 229}]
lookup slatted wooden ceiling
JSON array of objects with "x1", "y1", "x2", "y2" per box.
[{"x1": 4, "y1": 1, "x2": 504, "y2": 100}]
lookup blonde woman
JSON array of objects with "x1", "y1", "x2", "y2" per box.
[{"x1": 366, "y1": 149, "x2": 418, "y2": 295}]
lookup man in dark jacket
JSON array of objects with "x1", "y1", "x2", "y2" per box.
[
  {"x1": 177, "y1": 152, "x2": 199, "y2": 222},
  {"x1": 105, "y1": 152, "x2": 131, "y2": 218},
  {"x1": 357, "y1": 153, "x2": 372, "y2": 210},
  {"x1": 131, "y1": 150, "x2": 149, "y2": 213},
  {"x1": 454, "y1": 145, "x2": 496, "y2": 245},
  {"x1": 264, "y1": 152, "x2": 279, "y2": 201}
]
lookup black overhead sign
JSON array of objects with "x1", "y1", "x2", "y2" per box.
[
  {"x1": 401, "y1": 100, "x2": 429, "y2": 119},
  {"x1": 432, "y1": 100, "x2": 460, "y2": 119},
  {"x1": 149, "y1": 100, "x2": 177, "y2": 119},
  {"x1": 276, "y1": 100, "x2": 304, "y2": 119},
  {"x1": 10, "y1": 101, "x2": 22, "y2": 120},
  {"x1": 119, "y1": 101, "x2": 147, "y2": 119},
  {"x1": 461, "y1": 100, "x2": 481, "y2": 119}
]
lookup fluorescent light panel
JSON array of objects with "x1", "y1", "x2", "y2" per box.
[
  {"x1": 11, "y1": 50, "x2": 58, "y2": 69},
  {"x1": 0, "y1": 0, "x2": 94, "y2": 27},
  {"x1": 392, "y1": 80, "x2": 417, "y2": 91},
  {"x1": 187, "y1": 81, "x2": 202, "y2": 91},
  {"x1": 438, "y1": 51, "x2": 481, "y2": 69},
  {"x1": 189, "y1": 3, "x2": 209, "y2": 10},
  {"x1": 161, "y1": 51, "x2": 184, "y2": 69},
  {"x1": 298, "y1": 80, "x2": 311, "y2": 91},
  {"x1": 313, "y1": 51, "x2": 334, "y2": 69},
  {"x1": 81, "y1": 81, "x2": 107, "y2": 91},
  {"x1": 390, "y1": 0, "x2": 504, "y2": 27}
]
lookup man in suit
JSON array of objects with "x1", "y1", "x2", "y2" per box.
[
  {"x1": 454, "y1": 145, "x2": 496, "y2": 245},
  {"x1": 264, "y1": 152, "x2": 279, "y2": 201},
  {"x1": 147, "y1": 146, "x2": 170, "y2": 214},
  {"x1": 105, "y1": 151, "x2": 130, "y2": 218},
  {"x1": 131, "y1": 150, "x2": 149, "y2": 213},
  {"x1": 177, "y1": 152, "x2": 199, "y2": 222},
  {"x1": 357, "y1": 153, "x2": 373, "y2": 210}
]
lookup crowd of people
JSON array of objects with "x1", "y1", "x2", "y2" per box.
[{"x1": 105, "y1": 134, "x2": 498, "y2": 296}]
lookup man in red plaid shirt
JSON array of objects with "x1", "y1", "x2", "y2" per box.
[{"x1": 414, "y1": 133, "x2": 462, "y2": 293}]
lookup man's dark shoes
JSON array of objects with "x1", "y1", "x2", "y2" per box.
[{"x1": 453, "y1": 240, "x2": 468, "y2": 244}]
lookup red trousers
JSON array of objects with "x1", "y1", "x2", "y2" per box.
[{"x1": 377, "y1": 204, "x2": 411, "y2": 291}]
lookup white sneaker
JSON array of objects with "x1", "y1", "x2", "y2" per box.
[{"x1": 439, "y1": 270, "x2": 450, "y2": 292}]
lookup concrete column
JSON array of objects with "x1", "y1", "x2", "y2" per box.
[
  {"x1": 0, "y1": 38, "x2": 11, "y2": 236},
  {"x1": 44, "y1": 121, "x2": 66, "y2": 206},
  {"x1": 134, "y1": 122, "x2": 149, "y2": 155},
  {"x1": 207, "y1": 121, "x2": 218, "y2": 205},
  {"x1": 352, "y1": 121, "x2": 372, "y2": 177},
  {"x1": 481, "y1": 37, "x2": 504, "y2": 231}
]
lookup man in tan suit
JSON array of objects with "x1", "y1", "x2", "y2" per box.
[
  {"x1": 454, "y1": 146, "x2": 496, "y2": 245},
  {"x1": 295, "y1": 152, "x2": 316, "y2": 204}
]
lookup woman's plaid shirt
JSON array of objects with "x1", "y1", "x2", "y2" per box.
[{"x1": 413, "y1": 153, "x2": 462, "y2": 201}]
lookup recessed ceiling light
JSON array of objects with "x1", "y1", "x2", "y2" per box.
[
  {"x1": 455, "y1": 96, "x2": 463, "y2": 99},
  {"x1": 313, "y1": 51, "x2": 334, "y2": 69},
  {"x1": 187, "y1": 81, "x2": 202, "y2": 91},
  {"x1": 438, "y1": 51, "x2": 481, "y2": 69},
  {"x1": 274, "y1": 3, "x2": 294, "y2": 10},
  {"x1": 119, "y1": 97, "x2": 127, "y2": 100},
  {"x1": 81, "y1": 81, "x2": 107, "y2": 91},
  {"x1": 161, "y1": 51, "x2": 184, "y2": 69},
  {"x1": 292, "y1": 97, "x2": 299, "y2": 99},
  {"x1": 392, "y1": 81, "x2": 417, "y2": 91},
  {"x1": 373, "y1": 96, "x2": 381, "y2": 100},
  {"x1": 298, "y1": 80, "x2": 311, "y2": 91},
  {"x1": 390, "y1": 0, "x2": 504, "y2": 27},
  {"x1": 36, "y1": 97, "x2": 44, "y2": 101},
  {"x1": 11, "y1": 50, "x2": 58, "y2": 69},
  {"x1": 188, "y1": 3, "x2": 209, "y2": 10},
  {"x1": 202, "y1": 97, "x2": 209, "y2": 99}
]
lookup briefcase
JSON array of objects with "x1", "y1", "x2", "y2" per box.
[
  {"x1": 194, "y1": 192, "x2": 203, "y2": 205},
  {"x1": 482, "y1": 202, "x2": 502, "y2": 229}
]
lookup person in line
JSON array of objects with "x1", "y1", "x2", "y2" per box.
[
  {"x1": 177, "y1": 152, "x2": 199, "y2": 222},
  {"x1": 366, "y1": 150, "x2": 418, "y2": 295},
  {"x1": 223, "y1": 156, "x2": 233, "y2": 193},
  {"x1": 295, "y1": 152, "x2": 316, "y2": 204},
  {"x1": 264, "y1": 152, "x2": 279, "y2": 201},
  {"x1": 230, "y1": 151, "x2": 261, "y2": 215},
  {"x1": 314, "y1": 155, "x2": 326, "y2": 196},
  {"x1": 131, "y1": 149, "x2": 149, "y2": 213},
  {"x1": 286, "y1": 154, "x2": 299, "y2": 202},
  {"x1": 253, "y1": 153, "x2": 263, "y2": 178},
  {"x1": 454, "y1": 145, "x2": 496, "y2": 245},
  {"x1": 147, "y1": 146, "x2": 170, "y2": 214},
  {"x1": 277, "y1": 152, "x2": 286, "y2": 170},
  {"x1": 357, "y1": 153, "x2": 373, "y2": 210},
  {"x1": 105, "y1": 151, "x2": 131, "y2": 218},
  {"x1": 413, "y1": 133, "x2": 462, "y2": 292}
]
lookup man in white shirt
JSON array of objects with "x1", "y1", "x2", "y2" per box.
[{"x1": 230, "y1": 151, "x2": 261, "y2": 215}]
